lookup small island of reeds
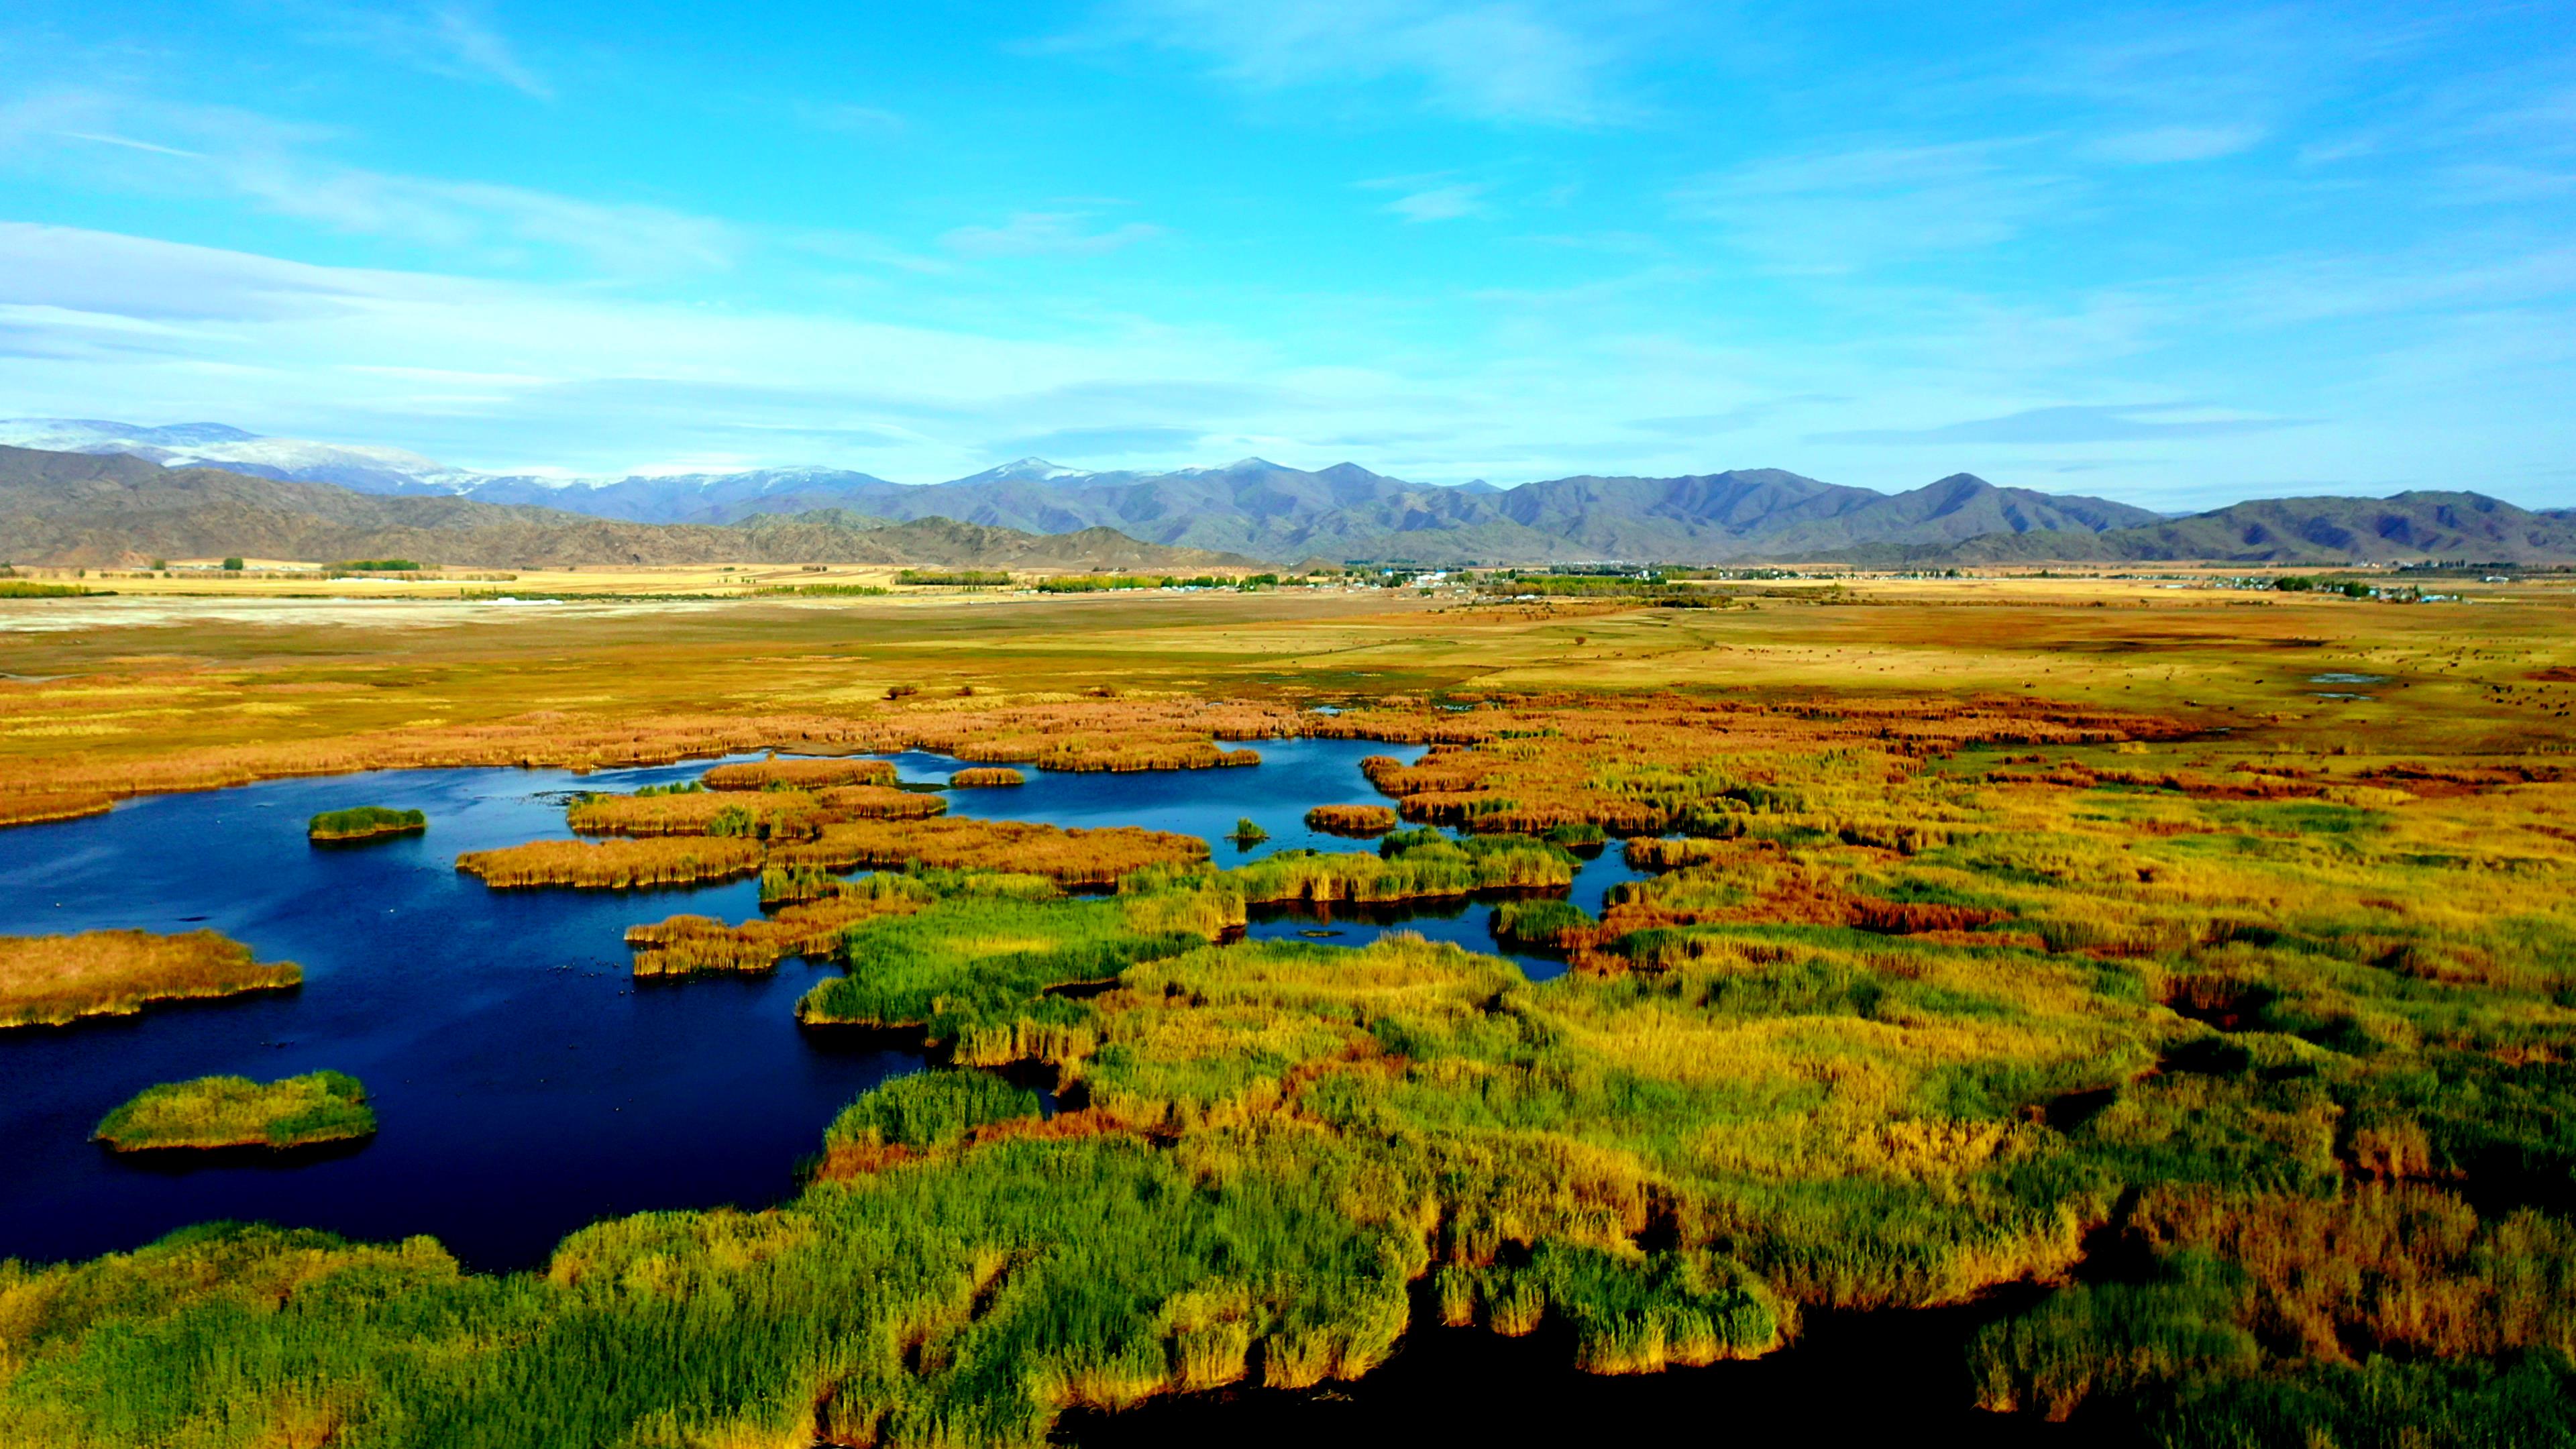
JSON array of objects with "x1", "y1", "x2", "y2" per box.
[
  {"x1": 306, "y1": 805, "x2": 427, "y2": 843},
  {"x1": 947, "y1": 767, "x2": 1024, "y2": 788},
  {"x1": 702, "y1": 757, "x2": 899, "y2": 791},
  {"x1": 0, "y1": 928, "x2": 300, "y2": 1030},
  {"x1": 455, "y1": 837, "x2": 765, "y2": 890},
  {"x1": 1303, "y1": 804, "x2": 1400, "y2": 837},
  {"x1": 775, "y1": 816, "x2": 1205, "y2": 888},
  {"x1": 93, "y1": 1071, "x2": 375, "y2": 1152}
]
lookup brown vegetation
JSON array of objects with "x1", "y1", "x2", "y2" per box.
[
  {"x1": 814, "y1": 785, "x2": 949, "y2": 820},
  {"x1": 626, "y1": 877, "x2": 928, "y2": 976},
  {"x1": 1303, "y1": 804, "x2": 1400, "y2": 836},
  {"x1": 0, "y1": 929, "x2": 299, "y2": 1029},
  {"x1": 774, "y1": 817, "x2": 1207, "y2": 886},
  {"x1": 702, "y1": 757, "x2": 898, "y2": 791},
  {"x1": 948, "y1": 767, "x2": 1026, "y2": 788},
  {"x1": 455, "y1": 837, "x2": 765, "y2": 889},
  {"x1": 568, "y1": 788, "x2": 824, "y2": 839}
]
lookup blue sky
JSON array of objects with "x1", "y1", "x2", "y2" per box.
[{"x1": 1, "y1": 1, "x2": 2571, "y2": 506}]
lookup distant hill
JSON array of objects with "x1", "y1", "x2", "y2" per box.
[
  {"x1": 0, "y1": 419, "x2": 2187, "y2": 564},
  {"x1": 1833, "y1": 491, "x2": 2576, "y2": 566},
  {"x1": 0, "y1": 447, "x2": 1258, "y2": 571},
  {"x1": 9, "y1": 418, "x2": 2570, "y2": 566}
]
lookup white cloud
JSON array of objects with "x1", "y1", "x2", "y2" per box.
[
  {"x1": 1385, "y1": 182, "x2": 1487, "y2": 222},
  {"x1": 1, "y1": 91, "x2": 733, "y2": 276},
  {"x1": 2088, "y1": 123, "x2": 2265, "y2": 164},
  {"x1": 938, "y1": 212, "x2": 1165, "y2": 258},
  {"x1": 299, "y1": 2, "x2": 553, "y2": 98},
  {"x1": 1674, "y1": 139, "x2": 2074, "y2": 270}
]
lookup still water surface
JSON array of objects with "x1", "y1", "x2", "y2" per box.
[{"x1": 0, "y1": 739, "x2": 1633, "y2": 1271}]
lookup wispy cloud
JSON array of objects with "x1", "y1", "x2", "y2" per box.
[
  {"x1": 2, "y1": 91, "x2": 732, "y2": 276},
  {"x1": 1811, "y1": 403, "x2": 2312, "y2": 446},
  {"x1": 300, "y1": 2, "x2": 554, "y2": 98},
  {"x1": 2086, "y1": 123, "x2": 2265, "y2": 164},
  {"x1": 938, "y1": 212, "x2": 1164, "y2": 258},
  {"x1": 1674, "y1": 139, "x2": 2073, "y2": 270},
  {"x1": 1383, "y1": 181, "x2": 1487, "y2": 222},
  {"x1": 1091, "y1": 0, "x2": 1625, "y2": 125}
]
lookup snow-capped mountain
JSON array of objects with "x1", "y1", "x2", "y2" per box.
[
  {"x1": 945, "y1": 458, "x2": 1099, "y2": 488},
  {"x1": 0, "y1": 419, "x2": 484, "y2": 496}
]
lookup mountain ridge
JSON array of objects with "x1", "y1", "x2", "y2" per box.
[
  {"x1": 0, "y1": 447, "x2": 1260, "y2": 571},
  {"x1": 3, "y1": 419, "x2": 2564, "y2": 566}
]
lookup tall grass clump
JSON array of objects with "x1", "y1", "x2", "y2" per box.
[
  {"x1": 949, "y1": 767, "x2": 1025, "y2": 788},
  {"x1": 93, "y1": 1071, "x2": 374, "y2": 1151},
  {"x1": 628, "y1": 875, "x2": 930, "y2": 976},
  {"x1": 814, "y1": 784, "x2": 949, "y2": 820},
  {"x1": 703, "y1": 757, "x2": 899, "y2": 791},
  {"x1": 568, "y1": 788, "x2": 823, "y2": 839},
  {"x1": 456, "y1": 837, "x2": 763, "y2": 889},
  {"x1": 816, "y1": 1070, "x2": 1042, "y2": 1174},
  {"x1": 1228, "y1": 837, "x2": 1573, "y2": 908},
  {"x1": 797, "y1": 894, "x2": 1200, "y2": 1063},
  {"x1": 0, "y1": 929, "x2": 299, "y2": 1029},
  {"x1": 777, "y1": 817, "x2": 1205, "y2": 887},
  {"x1": 306, "y1": 805, "x2": 425, "y2": 842},
  {"x1": 1304, "y1": 804, "x2": 1399, "y2": 837}
]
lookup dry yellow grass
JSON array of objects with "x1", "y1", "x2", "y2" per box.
[
  {"x1": 627, "y1": 884, "x2": 926, "y2": 976},
  {"x1": 0, "y1": 929, "x2": 301, "y2": 1029},
  {"x1": 773, "y1": 817, "x2": 1207, "y2": 886},
  {"x1": 456, "y1": 837, "x2": 765, "y2": 889},
  {"x1": 812, "y1": 785, "x2": 949, "y2": 820},
  {"x1": 947, "y1": 767, "x2": 1026, "y2": 788},
  {"x1": 1303, "y1": 804, "x2": 1399, "y2": 836},
  {"x1": 568, "y1": 789, "x2": 824, "y2": 838},
  {"x1": 702, "y1": 757, "x2": 899, "y2": 791}
]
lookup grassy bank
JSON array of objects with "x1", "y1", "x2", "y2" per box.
[{"x1": 93, "y1": 1071, "x2": 375, "y2": 1151}]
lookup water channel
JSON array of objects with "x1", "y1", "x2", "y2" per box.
[{"x1": 0, "y1": 738, "x2": 1640, "y2": 1271}]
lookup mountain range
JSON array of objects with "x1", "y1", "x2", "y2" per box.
[
  {"x1": 3, "y1": 419, "x2": 2570, "y2": 566},
  {"x1": 0, "y1": 446, "x2": 1257, "y2": 572}
]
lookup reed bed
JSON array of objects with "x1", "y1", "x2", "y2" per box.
[
  {"x1": 455, "y1": 837, "x2": 764, "y2": 889},
  {"x1": 627, "y1": 875, "x2": 928, "y2": 975},
  {"x1": 1303, "y1": 804, "x2": 1400, "y2": 837},
  {"x1": 0, "y1": 929, "x2": 299, "y2": 1029},
  {"x1": 92, "y1": 1071, "x2": 374, "y2": 1151},
  {"x1": 948, "y1": 767, "x2": 1025, "y2": 788},
  {"x1": 305, "y1": 805, "x2": 425, "y2": 842},
  {"x1": 702, "y1": 757, "x2": 899, "y2": 790},
  {"x1": 775, "y1": 817, "x2": 1206, "y2": 887},
  {"x1": 568, "y1": 788, "x2": 823, "y2": 839},
  {"x1": 813, "y1": 784, "x2": 949, "y2": 820},
  {"x1": 797, "y1": 893, "x2": 1203, "y2": 1062},
  {"x1": 0, "y1": 791, "x2": 113, "y2": 828},
  {"x1": 1227, "y1": 837, "x2": 1574, "y2": 906}
]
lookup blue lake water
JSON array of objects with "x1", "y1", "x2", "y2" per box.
[{"x1": 0, "y1": 737, "x2": 1640, "y2": 1272}]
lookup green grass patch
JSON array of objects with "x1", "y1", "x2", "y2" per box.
[
  {"x1": 93, "y1": 1071, "x2": 375, "y2": 1151},
  {"x1": 307, "y1": 805, "x2": 426, "y2": 842}
]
